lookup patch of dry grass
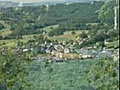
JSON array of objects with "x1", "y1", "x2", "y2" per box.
[{"x1": 49, "y1": 30, "x2": 88, "y2": 41}]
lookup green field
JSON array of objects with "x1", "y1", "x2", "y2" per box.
[
  {"x1": 42, "y1": 25, "x2": 59, "y2": 32},
  {"x1": 0, "y1": 20, "x2": 118, "y2": 48},
  {"x1": 49, "y1": 31, "x2": 88, "y2": 42},
  {"x1": 0, "y1": 30, "x2": 87, "y2": 48}
]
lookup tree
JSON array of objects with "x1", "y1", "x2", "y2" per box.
[
  {"x1": 0, "y1": 52, "x2": 31, "y2": 90},
  {"x1": 79, "y1": 31, "x2": 87, "y2": 38},
  {"x1": 71, "y1": 31, "x2": 76, "y2": 35},
  {"x1": 0, "y1": 36, "x2": 3, "y2": 40},
  {"x1": 86, "y1": 60, "x2": 119, "y2": 90},
  {"x1": 0, "y1": 23, "x2": 5, "y2": 30}
]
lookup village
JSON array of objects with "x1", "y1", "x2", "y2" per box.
[{"x1": 0, "y1": 37, "x2": 119, "y2": 62}]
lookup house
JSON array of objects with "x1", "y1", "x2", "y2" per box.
[
  {"x1": 98, "y1": 49, "x2": 113, "y2": 59},
  {"x1": 104, "y1": 39, "x2": 109, "y2": 45},
  {"x1": 64, "y1": 48, "x2": 69, "y2": 54},
  {"x1": 0, "y1": 47, "x2": 8, "y2": 55},
  {"x1": 23, "y1": 49, "x2": 29, "y2": 52},
  {"x1": 79, "y1": 47, "x2": 89, "y2": 55},
  {"x1": 92, "y1": 50, "x2": 98, "y2": 58},
  {"x1": 54, "y1": 45, "x2": 64, "y2": 53},
  {"x1": 45, "y1": 46, "x2": 55, "y2": 54},
  {"x1": 80, "y1": 54, "x2": 93, "y2": 59},
  {"x1": 114, "y1": 49, "x2": 119, "y2": 61},
  {"x1": 45, "y1": 48, "x2": 51, "y2": 53},
  {"x1": 114, "y1": 52, "x2": 119, "y2": 61}
]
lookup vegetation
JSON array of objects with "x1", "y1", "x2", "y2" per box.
[
  {"x1": 1, "y1": 55, "x2": 118, "y2": 90},
  {"x1": 22, "y1": 59, "x2": 118, "y2": 90},
  {"x1": 0, "y1": 52, "x2": 32, "y2": 90},
  {"x1": 98, "y1": 0, "x2": 118, "y2": 25},
  {"x1": 0, "y1": 0, "x2": 119, "y2": 90},
  {"x1": 0, "y1": 1, "x2": 104, "y2": 37},
  {"x1": 0, "y1": 23, "x2": 5, "y2": 30}
]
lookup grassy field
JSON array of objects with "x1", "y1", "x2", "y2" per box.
[
  {"x1": 49, "y1": 30, "x2": 88, "y2": 42},
  {"x1": 0, "y1": 21, "x2": 118, "y2": 48},
  {"x1": 42, "y1": 24, "x2": 59, "y2": 32},
  {"x1": 105, "y1": 40, "x2": 119, "y2": 48},
  {"x1": 0, "y1": 37, "x2": 33, "y2": 48},
  {"x1": 0, "y1": 39, "x2": 22, "y2": 48},
  {"x1": 0, "y1": 20, "x2": 12, "y2": 37},
  {"x1": 0, "y1": 30, "x2": 87, "y2": 48}
]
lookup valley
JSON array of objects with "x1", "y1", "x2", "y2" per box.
[{"x1": 0, "y1": 0, "x2": 119, "y2": 90}]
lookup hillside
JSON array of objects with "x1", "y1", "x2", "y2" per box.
[
  {"x1": 16, "y1": 59, "x2": 119, "y2": 90},
  {"x1": 0, "y1": 0, "x2": 119, "y2": 89},
  {"x1": 0, "y1": 0, "x2": 110, "y2": 3},
  {"x1": 0, "y1": 0, "x2": 119, "y2": 48},
  {"x1": 0, "y1": 1, "x2": 104, "y2": 35}
]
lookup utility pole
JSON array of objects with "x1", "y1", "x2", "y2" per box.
[
  {"x1": 114, "y1": 0, "x2": 119, "y2": 30},
  {"x1": 114, "y1": 6, "x2": 117, "y2": 29}
]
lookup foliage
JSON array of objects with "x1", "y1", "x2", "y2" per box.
[
  {"x1": 0, "y1": 23, "x2": 5, "y2": 30},
  {"x1": 86, "y1": 60, "x2": 119, "y2": 90},
  {"x1": 71, "y1": 31, "x2": 76, "y2": 35},
  {"x1": 79, "y1": 29, "x2": 119, "y2": 48},
  {"x1": 0, "y1": 51, "x2": 32, "y2": 90},
  {"x1": 0, "y1": 1, "x2": 104, "y2": 37},
  {"x1": 98, "y1": 0, "x2": 118, "y2": 24},
  {"x1": 22, "y1": 59, "x2": 119, "y2": 90},
  {"x1": 79, "y1": 31, "x2": 88, "y2": 38}
]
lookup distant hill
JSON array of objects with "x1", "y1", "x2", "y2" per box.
[
  {"x1": 0, "y1": 0, "x2": 111, "y2": 8},
  {"x1": 0, "y1": 0, "x2": 111, "y2": 3},
  {"x1": 0, "y1": 1, "x2": 105, "y2": 35}
]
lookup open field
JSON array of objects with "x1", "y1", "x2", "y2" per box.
[
  {"x1": 105, "y1": 40, "x2": 119, "y2": 48},
  {"x1": 42, "y1": 24, "x2": 59, "y2": 32},
  {"x1": 0, "y1": 21, "x2": 118, "y2": 48},
  {"x1": 0, "y1": 38, "x2": 32, "y2": 48},
  {"x1": 0, "y1": 20, "x2": 12, "y2": 37},
  {"x1": 49, "y1": 30, "x2": 88, "y2": 42},
  {"x1": 0, "y1": 30, "x2": 87, "y2": 48}
]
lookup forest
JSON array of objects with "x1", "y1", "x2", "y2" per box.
[{"x1": 0, "y1": 1, "x2": 105, "y2": 36}]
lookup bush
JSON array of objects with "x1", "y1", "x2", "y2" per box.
[
  {"x1": 71, "y1": 31, "x2": 76, "y2": 35},
  {"x1": 0, "y1": 23, "x2": 5, "y2": 30}
]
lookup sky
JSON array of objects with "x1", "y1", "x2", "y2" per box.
[{"x1": 0, "y1": 0, "x2": 66, "y2": 3}]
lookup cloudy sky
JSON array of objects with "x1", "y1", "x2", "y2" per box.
[{"x1": 0, "y1": 0, "x2": 66, "y2": 3}]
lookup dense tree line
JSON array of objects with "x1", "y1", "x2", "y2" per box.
[{"x1": 79, "y1": 29, "x2": 119, "y2": 48}]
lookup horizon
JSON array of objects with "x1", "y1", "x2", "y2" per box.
[
  {"x1": 0, "y1": 0, "x2": 66, "y2": 3},
  {"x1": 0, "y1": 0, "x2": 109, "y2": 3}
]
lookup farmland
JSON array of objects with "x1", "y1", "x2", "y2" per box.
[{"x1": 0, "y1": 30, "x2": 87, "y2": 48}]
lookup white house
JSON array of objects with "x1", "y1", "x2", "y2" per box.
[
  {"x1": 64, "y1": 48, "x2": 70, "y2": 54},
  {"x1": 23, "y1": 49, "x2": 28, "y2": 52}
]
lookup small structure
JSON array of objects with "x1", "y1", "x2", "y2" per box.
[
  {"x1": 23, "y1": 49, "x2": 29, "y2": 52},
  {"x1": 114, "y1": 49, "x2": 119, "y2": 61},
  {"x1": 92, "y1": 50, "x2": 98, "y2": 58},
  {"x1": 98, "y1": 49, "x2": 113, "y2": 60},
  {"x1": 64, "y1": 48, "x2": 70, "y2": 54}
]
